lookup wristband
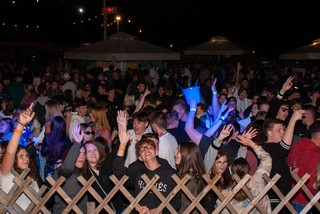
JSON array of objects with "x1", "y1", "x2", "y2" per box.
[
  {"x1": 212, "y1": 91, "x2": 218, "y2": 95},
  {"x1": 190, "y1": 108, "x2": 196, "y2": 112},
  {"x1": 220, "y1": 116, "x2": 225, "y2": 121},
  {"x1": 279, "y1": 89, "x2": 285, "y2": 95},
  {"x1": 14, "y1": 129, "x2": 23, "y2": 135},
  {"x1": 118, "y1": 147, "x2": 126, "y2": 151}
]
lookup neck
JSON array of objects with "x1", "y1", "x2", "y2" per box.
[
  {"x1": 144, "y1": 159, "x2": 161, "y2": 171},
  {"x1": 158, "y1": 129, "x2": 167, "y2": 137}
]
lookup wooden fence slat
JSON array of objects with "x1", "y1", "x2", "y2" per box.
[
  {"x1": 301, "y1": 190, "x2": 320, "y2": 214},
  {"x1": 292, "y1": 173, "x2": 320, "y2": 211},
  {"x1": 262, "y1": 173, "x2": 297, "y2": 214}
]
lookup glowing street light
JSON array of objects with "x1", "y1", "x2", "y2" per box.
[
  {"x1": 116, "y1": 16, "x2": 121, "y2": 34},
  {"x1": 79, "y1": 8, "x2": 84, "y2": 43}
]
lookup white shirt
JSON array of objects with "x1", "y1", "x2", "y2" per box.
[{"x1": 158, "y1": 132, "x2": 178, "y2": 169}]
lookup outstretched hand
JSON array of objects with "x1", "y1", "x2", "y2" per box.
[
  {"x1": 243, "y1": 127, "x2": 258, "y2": 140},
  {"x1": 218, "y1": 124, "x2": 233, "y2": 141},
  {"x1": 282, "y1": 76, "x2": 294, "y2": 92},
  {"x1": 72, "y1": 125, "x2": 84, "y2": 144},
  {"x1": 117, "y1": 110, "x2": 128, "y2": 129},
  {"x1": 118, "y1": 123, "x2": 130, "y2": 146}
]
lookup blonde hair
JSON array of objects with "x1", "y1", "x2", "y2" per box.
[{"x1": 313, "y1": 161, "x2": 320, "y2": 189}]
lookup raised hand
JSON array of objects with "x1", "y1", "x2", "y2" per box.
[
  {"x1": 18, "y1": 103, "x2": 35, "y2": 126},
  {"x1": 236, "y1": 134, "x2": 255, "y2": 147},
  {"x1": 218, "y1": 124, "x2": 233, "y2": 141},
  {"x1": 211, "y1": 78, "x2": 217, "y2": 92},
  {"x1": 117, "y1": 110, "x2": 128, "y2": 130},
  {"x1": 243, "y1": 127, "x2": 258, "y2": 140},
  {"x1": 189, "y1": 98, "x2": 197, "y2": 110},
  {"x1": 72, "y1": 125, "x2": 84, "y2": 144},
  {"x1": 118, "y1": 123, "x2": 130, "y2": 146},
  {"x1": 282, "y1": 76, "x2": 294, "y2": 92}
]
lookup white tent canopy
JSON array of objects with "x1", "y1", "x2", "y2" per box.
[
  {"x1": 183, "y1": 35, "x2": 252, "y2": 56},
  {"x1": 279, "y1": 38, "x2": 320, "y2": 60},
  {"x1": 64, "y1": 32, "x2": 180, "y2": 61}
]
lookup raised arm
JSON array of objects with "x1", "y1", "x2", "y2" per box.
[
  {"x1": 133, "y1": 87, "x2": 150, "y2": 114},
  {"x1": 185, "y1": 99, "x2": 203, "y2": 144},
  {"x1": 1, "y1": 104, "x2": 35, "y2": 176},
  {"x1": 282, "y1": 109, "x2": 304, "y2": 145},
  {"x1": 211, "y1": 78, "x2": 220, "y2": 118},
  {"x1": 59, "y1": 125, "x2": 84, "y2": 177}
]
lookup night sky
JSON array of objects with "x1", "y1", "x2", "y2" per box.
[{"x1": 0, "y1": 0, "x2": 319, "y2": 59}]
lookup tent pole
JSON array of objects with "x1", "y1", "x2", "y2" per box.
[{"x1": 103, "y1": 0, "x2": 107, "y2": 40}]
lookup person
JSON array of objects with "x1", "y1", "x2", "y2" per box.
[
  {"x1": 113, "y1": 122, "x2": 181, "y2": 213},
  {"x1": 90, "y1": 104, "x2": 113, "y2": 152},
  {"x1": 68, "y1": 99, "x2": 88, "y2": 141},
  {"x1": 0, "y1": 104, "x2": 40, "y2": 212},
  {"x1": 261, "y1": 109, "x2": 304, "y2": 212},
  {"x1": 51, "y1": 125, "x2": 87, "y2": 213},
  {"x1": 288, "y1": 120, "x2": 320, "y2": 212},
  {"x1": 41, "y1": 116, "x2": 72, "y2": 178},
  {"x1": 175, "y1": 141, "x2": 207, "y2": 213},
  {"x1": 216, "y1": 125, "x2": 272, "y2": 214},
  {"x1": 150, "y1": 110, "x2": 178, "y2": 169}
]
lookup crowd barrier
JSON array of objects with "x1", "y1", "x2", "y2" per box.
[{"x1": 1, "y1": 169, "x2": 319, "y2": 214}]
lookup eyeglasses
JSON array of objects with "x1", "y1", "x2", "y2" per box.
[
  {"x1": 281, "y1": 108, "x2": 289, "y2": 112},
  {"x1": 139, "y1": 145, "x2": 155, "y2": 153},
  {"x1": 84, "y1": 131, "x2": 95, "y2": 135},
  {"x1": 216, "y1": 161, "x2": 228, "y2": 166}
]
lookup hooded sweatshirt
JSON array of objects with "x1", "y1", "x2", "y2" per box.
[{"x1": 287, "y1": 137, "x2": 320, "y2": 204}]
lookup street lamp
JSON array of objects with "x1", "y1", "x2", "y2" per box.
[
  {"x1": 116, "y1": 16, "x2": 121, "y2": 34},
  {"x1": 79, "y1": 8, "x2": 84, "y2": 43}
]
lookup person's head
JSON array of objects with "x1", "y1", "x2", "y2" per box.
[
  {"x1": 135, "y1": 138, "x2": 158, "y2": 162},
  {"x1": 97, "y1": 84, "x2": 107, "y2": 95},
  {"x1": 230, "y1": 157, "x2": 251, "y2": 201},
  {"x1": 157, "y1": 85, "x2": 165, "y2": 97},
  {"x1": 136, "y1": 80, "x2": 146, "y2": 93},
  {"x1": 276, "y1": 102, "x2": 290, "y2": 121},
  {"x1": 259, "y1": 103, "x2": 270, "y2": 113},
  {"x1": 266, "y1": 84, "x2": 277, "y2": 102},
  {"x1": 263, "y1": 118, "x2": 285, "y2": 142},
  {"x1": 45, "y1": 99, "x2": 64, "y2": 121},
  {"x1": 210, "y1": 150, "x2": 229, "y2": 176},
  {"x1": 218, "y1": 93, "x2": 227, "y2": 106},
  {"x1": 74, "y1": 99, "x2": 87, "y2": 117},
  {"x1": 251, "y1": 103, "x2": 259, "y2": 117},
  {"x1": 1, "y1": 98, "x2": 15, "y2": 115},
  {"x1": 14, "y1": 146, "x2": 30, "y2": 172},
  {"x1": 90, "y1": 104, "x2": 111, "y2": 131},
  {"x1": 131, "y1": 111, "x2": 150, "y2": 135},
  {"x1": 290, "y1": 98, "x2": 303, "y2": 111},
  {"x1": 175, "y1": 141, "x2": 206, "y2": 180},
  {"x1": 75, "y1": 145, "x2": 86, "y2": 169},
  {"x1": 301, "y1": 105, "x2": 316, "y2": 128},
  {"x1": 150, "y1": 111, "x2": 167, "y2": 134},
  {"x1": 166, "y1": 110, "x2": 179, "y2": 129},
  {"x1": 107, "y1": 86, "x2": 116, "y2": 101},
  {"x1": 51, "y1": 95, "x2": 67, "y2": 113},
  {"x1": 226, "y1": 96, "x2": 237, "y2": 110},
  {"x1": 141, "y1": 133, "x2": 159, "y2": 151},
  {"x1": 79, "y1": 123, "x2": 94, "y2": 142},
  {"x1": 0, "y1": 141, "x2": 8, "y2": 163},
  {"x1": 238, "y1": 88, "x2": 248, "y2": 101},
  {"x1": 84, "y1": 140, "x2": 106, "y2": 170},
  {"x1": 172, "y1": 98, "x2": 188, "y2": 120}
]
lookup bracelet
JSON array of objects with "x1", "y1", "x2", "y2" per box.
[
  {"x1": 279, "y1": 89, "x2": 285, "y2": 95},
  {"x1": 212, "y1": 91, "x2": 218, "y2": 95},
  {"x1": 190, "y1": 108, "x2": 196, "y2": 112},
  {"x1": 220, "y1": 116, "x2": 225, "y2": 121},
  {"x1": 118, "y1": 147, "x2": 126, "y2": 151},
  {"x1": 14, "y1": 129, "x2": 23, "y2": 135}
]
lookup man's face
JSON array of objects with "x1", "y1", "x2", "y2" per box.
[
  {"x1": 227, "y1": 101, "x2": 237, "y2": 110},
  {"x1": 133, "y1": 119, "x2": 148, "y2": 135},
  {"x1": 267, "y1": 123, "x2": 285, "y2": 142},
  {"x1": 77, "y1": 105, "x2": 87, "y2": 117},
  {"x1": 302, "y1": 110, "x2": 315, "y2": 126}
]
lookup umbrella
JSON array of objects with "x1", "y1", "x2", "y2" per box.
[{"x1": 279, "y1": 38, "x2": 320, "y2": 60}]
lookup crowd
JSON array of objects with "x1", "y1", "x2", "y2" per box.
[{"x1": 1, "y1": 58, "x2": 320, "y2": 213}]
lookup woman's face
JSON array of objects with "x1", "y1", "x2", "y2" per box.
[
  {"x1": 213, "y1": 155, "x2": 228, "y2": 176},
  {"x1": 83, "y1": 126, "x2": 94, "y2": 142},
  {"x1": 16, "y1": 148, "x2": 29, "y2": 170},
  {"x1": 174, "y1": 146, "x2": 181, "y2": 165},
  {"x1": 85, "y1": 143, "x2": 100, "y2": 167},
  {"x1": 276, "y1": 104, "x2": 289, "y2": 121},
  {"x1": 75, "y1": 147, "x2": 86, "y2": 168},
  {"x1": 251, "y1": 103, "x2": 259, "y2": 116}
]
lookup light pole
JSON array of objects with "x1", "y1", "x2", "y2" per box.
[
  {"x1": 79, "y1": 8, "x2": 84, "y2": 43},
  {"x1": 116, "y1": 16, "x2": 121, "y2": 34}
]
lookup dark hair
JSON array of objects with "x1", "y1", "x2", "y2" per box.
[
  {"x1": 262, "y1": 118, "x2": 284, "y2": 137},
  {"x1": 41, "y1": 116, "x2": 67, "y2": 163},
  {"x1": 231, "y1": 157, "x2": 250, "y2": 201},
  {"x1": 209, "y1": 150, "x2": 233, "y2": 189},
  {"x1": 176, "y1": 141, "x2": 206, "y2": 193},
  {"x1": 135, "y1": 138, "x2": 157, "y2": 158},
  {"x1": 150, "y1": 111, "x2": 167, "y2": 129}
]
